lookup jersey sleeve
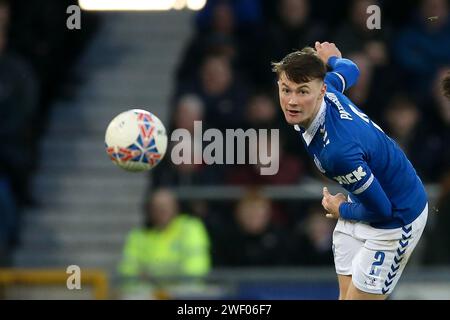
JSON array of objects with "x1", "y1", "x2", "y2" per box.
[
  {"x1": 324, "y1": 56, "x2": 360, "y2": 93},
  {"x1": 329, "y1": 144, "x2": 392, "y2": 223}
]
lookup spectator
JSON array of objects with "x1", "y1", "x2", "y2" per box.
[
  {"x1": 243, "y1": 91, "x2": 308, "y2": 159},
  {"x1": 383, "y1": 94, "x2": 444, "y2": 181},
  {"x1": 244, "y1": 93, "x2": 279, "y2": 129},
  {"x1": 195, "y1": 0, "x2": 263, "y2": 32},
  {"x1": 427, "y1": 68, "x2": 450, "y2": 172},
  {"x1": 213, "y1": 189, "x2": 288, "y2": 266},
  {"x1": 442, "y1": 71, "x2": 450, "y2": 98},
  {"x1": 346, "y1": 52, "x2": 374, "y2": 110},
  {"x1": 345, "y1": 51, "x2": 395, "y2": 122},
  {"x1": 332, "y1": 0, "x2": 399, "y2": 120},
  {"x1": 152, "y1": 94, "x2": 224, "y2": 186},
  {"x1": 333, "y1": 0, "x2": 390, "y2": 66},
  {"x1": 177, "y1": 0, "x2": 264, "y2": 87},
  {"x1": 289, "y1": 204, "x2": 335, "y2": 266},
  {"x1": 118, "y1": 189, "x2": 211, "y2": 284},
  {"x1": 176, "y1": 1, "x2": 239, "y2": 84},
  {"x1": 431, "y1": 68, "x2": 450, "y2": 129},
  {"x1": 177, "y1": 53, "x2": 249, "y2": 130},
  {"x1": 385, "y1": 94, "x2": 440, "y2": 181},
  {"x1": 257, "y1": 0, "x2": 327, "y2": 86},
  {"x1": 394, "y1": 0, "x2": 450, "y2": 96},
  {"x1": 171, "y1": 94, "x2": 205, "y2": 134},
  {"x1": 226, "y1": 134, "x2": 304, "y2": 185},
  {"x1": 384, "y1": 95, "x2": 421, "y2": 151}
]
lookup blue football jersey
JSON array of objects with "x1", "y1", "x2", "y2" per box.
[{"x1": 295, "y1": 56, "x2": 428, "y2": 229}]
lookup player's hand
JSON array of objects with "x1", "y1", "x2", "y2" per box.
[
  {"x1": 321, "y1": 187, "x2": 346, "y2": 219},
  {"x1": 315, "y1": 41, "x2": 342, "y2": 64}
]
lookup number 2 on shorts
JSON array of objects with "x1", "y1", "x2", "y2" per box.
[{"x1": 369, "y1": 251, "x2": 385, "y2": 276}]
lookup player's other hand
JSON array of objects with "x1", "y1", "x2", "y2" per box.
[
  {"x1": 321, "y1": 187, "x2": 346, "y2": 219},
  {"x1": 315, "y1": 41, "x2": 342, "y2": 65}
]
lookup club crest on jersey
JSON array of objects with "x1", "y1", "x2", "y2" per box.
[
  {"x1": 334, "y1": 166, "x2": 367, "y2": 185},
  {"x1": 314, "y1": 154, "x2": 326, "y2": 173}
]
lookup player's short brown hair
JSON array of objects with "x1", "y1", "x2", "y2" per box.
[
  {"x1": 271, "y1": 47, "x2": 327, "y2": 83},
  {"x1": 442, "y1": 72, "x2": 450, "y2": 99}
]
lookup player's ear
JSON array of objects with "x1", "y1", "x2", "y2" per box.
[{"x1": 320, "y1": 82, "x2": 327, "y2": 98}]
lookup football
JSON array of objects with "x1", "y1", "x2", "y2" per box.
[{"x1": 105, "y1": 109, "x2": 168, "y2": 172}]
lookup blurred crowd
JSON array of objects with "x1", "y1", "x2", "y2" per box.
[
  {"x1": 133, "y1": 0, "x2": 450, "y2": 279},
  {"x1": 118, "y1": 187, "x2": 335, "y2": 296},
  {"x1": 0, "y1": 0, "x2": 449, "y2": 283},
  {"x1": 0, "y1": 0, "x2": 99, "y2": 264},
  {"x1": 156, "y1": 0, "x2": 450, "y2": 186}
]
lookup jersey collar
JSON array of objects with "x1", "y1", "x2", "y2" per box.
[{"x1": 294, "y1": 97, "x2": 326, "y2": 146}]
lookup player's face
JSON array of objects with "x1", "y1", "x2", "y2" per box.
[{"x1": 277, "y1": 72, "x2": 326, "y2": 127}]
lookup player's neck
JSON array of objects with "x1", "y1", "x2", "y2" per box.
[{"x1": 303, "y1": 99, "x2": 323, "y2": 130}]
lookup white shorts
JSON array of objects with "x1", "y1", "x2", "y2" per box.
[{"x1": 332, "y1": 203, "x2": 428, "y2": 295}]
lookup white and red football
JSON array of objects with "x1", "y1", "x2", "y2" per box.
[{"x1": 105, "y1": 109, "x2": 168, "y2": 172}]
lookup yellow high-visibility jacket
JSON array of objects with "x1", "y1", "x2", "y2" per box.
[{"x1": 118, "y1": 214, "x2": 210, "y2": 278}]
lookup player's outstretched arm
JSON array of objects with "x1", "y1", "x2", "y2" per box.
[{"x1": 315, "y1": 41, "x2": 360, "y2": 93}]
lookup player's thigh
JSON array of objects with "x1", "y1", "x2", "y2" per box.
[
  {"x1": 337, "y1": 274, "x2": 352, "y2": 300},
  {"x1": 345, "y1": 282, "x2": 387, "y2": 300},
  {"x1": 333, "y1": 227, "x2": 363, "y2": 299},
  {"x1": 333, "y1": 228, "x2": 364, "y2": 276}
]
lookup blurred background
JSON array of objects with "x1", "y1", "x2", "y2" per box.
[{"x1": 0, "y1": 0, "x2": 449, "y2": 299}]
